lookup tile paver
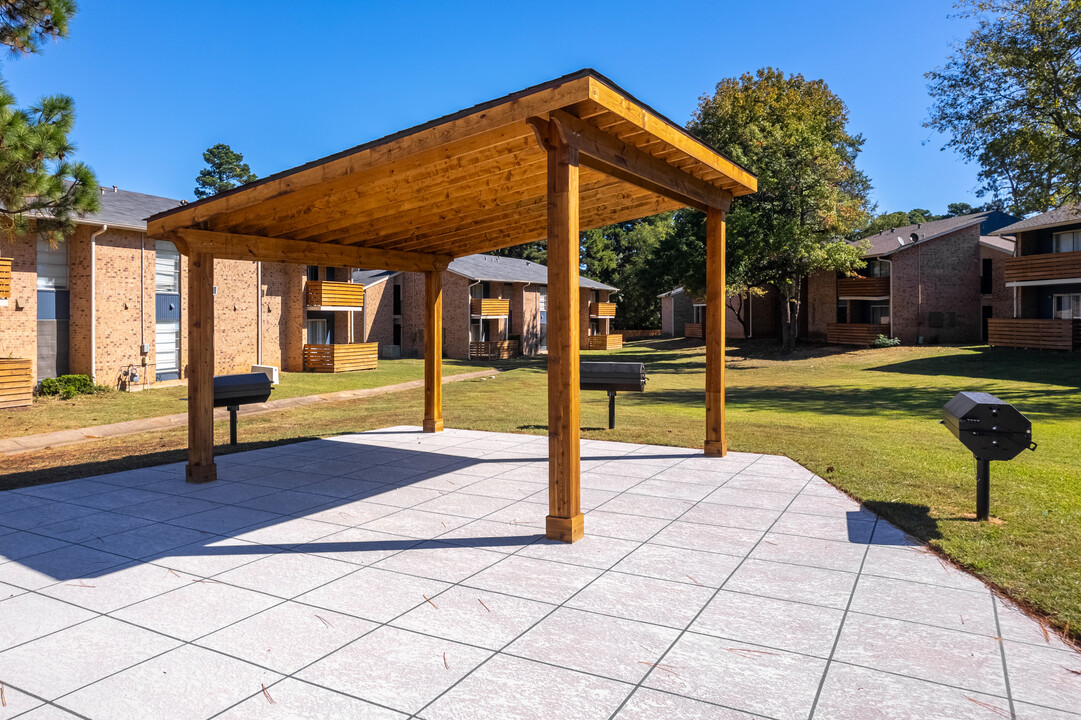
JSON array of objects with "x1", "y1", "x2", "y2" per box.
[{"x1": 0, "y1": 425, "x2": 1075, "y2": 719}]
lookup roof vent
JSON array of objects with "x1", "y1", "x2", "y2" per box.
[
  {"x1": 99, "y1": 186, "x2": 105, "y2": 195},
  {"x1": 910, "y1": 232, "x2": 920, "y2": 243},
  {"x1": 112, "y1": 185, "x2": 118, "y2": 193}
]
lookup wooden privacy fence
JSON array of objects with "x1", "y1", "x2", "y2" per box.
[
  {"x1": 0, "y1": 358, "x2": 32, "y2": 408},
  {"x1": 684, "y1": 322, "x2": 703, "y2": 338},
  {"x1": 470, "y1": 340, "x2": 518, "y2": 359},
  {"x1": 621, "y1": 329, "x2": 663, "y2": 339},
  {"x1": 0, "y1": 258, "x2": 11, "y2": 299},
  {"x1": 303, "y1": 342, "x2": 379, "y2": 372},
  {"x1": 588, "y1": 334, "x2": 623, "y2": 350},
  {"x1": 987, "y1": 318, "x2": 1081, "y2": 351},
  {"x1": 826, "y1": 323, "x2": 884, "y2": 346},
  {"x1": 305, "y1": 281, "x2": 364, "y2": 308}
]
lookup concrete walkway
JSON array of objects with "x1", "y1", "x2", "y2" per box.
[{"x1": 0, "y1": 370, "x2": 499, "y2": 456}]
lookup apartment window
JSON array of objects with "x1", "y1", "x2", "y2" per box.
[
  {"x1": 306, "y1": 318, "x2": 329, "y2": 344},
  {"x1": 1053, "y1": 294, "x2": 1081, "y2": 319},
  {"x1": 325, "y1": 267, "x2": 336, "y2": 282},
  {"x1": 837, "y1": 300, "x2": 849, "y2": 323},
  {"x1": 1053, "y1": 231, "x2": 1081, "y2": 253},
  {"x1": 865, "y1": 259, "x2": 890, "y2": 278},
  {"x1": 36, "y1": 238, "x2": 68, "y2": 290},
  {"x1": 980, "y1": 258, "x2": 993, "y2": 294},
  {"x1": 692, "y1": 305, "x2": 705, "y2": 324},
  {"x1": 871, "y1": 305, "x2": 890, "y2": 325},
  {"x1": 307, "y1": 265, "x2": 319, "y2": 281},
  {"x1": 538, "y1": 285, "x2": 547, "y2": 351},
  {"x1": 155, "y1": 241, "x2": 180, "y2": 293},
  {"x1": 393, "y1": 283, "x2": 402, "y2": 315}
]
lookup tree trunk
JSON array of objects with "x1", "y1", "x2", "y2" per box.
[
  {"x1": 779, "y1": 280, "x2": 801, "y2": 355},
  {"x1": 726, "y1": 294, "x2": 749, "y2": 338}
]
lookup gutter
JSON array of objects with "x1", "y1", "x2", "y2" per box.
[
  {"x1": 89, "y1": 224, "x2": 109, "y2": 382},
  {"x1": 256, "y1": 261, "x2": 263, "y2": 364}
]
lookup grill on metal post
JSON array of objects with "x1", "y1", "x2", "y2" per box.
[
  {"x1": 580, "y1": 362, "x2": 647, "y2": 429},
  {"x1": 941, "y1": 391, "x2": 1037, "y2": 520},
  {"x1": 213, "y1": 373, "x2": 273, "y2": 445}
]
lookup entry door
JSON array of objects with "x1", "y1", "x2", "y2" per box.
[{"x1": 155, "y1": 242, "x2": 181, "y2": 380}]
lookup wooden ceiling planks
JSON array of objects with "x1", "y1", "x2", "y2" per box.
[{"x1": 147, "y1": 70, "x2": 756, "y2": 268}]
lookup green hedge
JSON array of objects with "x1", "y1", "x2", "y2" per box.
[{"x1": 38, "y1": 374, "x2": 108, "y2": 400}]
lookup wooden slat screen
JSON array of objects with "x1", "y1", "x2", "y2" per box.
[
  {"x1": 684, "y1": 323, "x2": 703, "y2": 338},
  {"x1": 588, "y1": 333, "x2": 623, "y2": 350},
  {"x1": 836, "y1": 276, "x2": 889, "y2": 297},
  {"x1": 305, "y1": 281, "x2": 364, "y2": 308},
  {"x1": 622, "y1": 329, "x2": 662, "y2": 339},
  {"x1": 826, "y1": 323, "x2": 884, "y2": 346},
  {"x1": 0, "y1": 358, "x2": 32, "y2": 408},
  {"x1": 0, "y1": 257, "x2": 11, "y2": 299},
  {"x1": 589, "y1": 301, "x2": 617, "y2": 318},
  {"x1": 303, "y1": 342, "x2": 378, "y2": 372},
  {"x1": 470, "y1": 298, "x2": 510, "y2": 316},
  {"x1": 1004, "y1": 251, "x2": 1081, "y2": 284},
  {"x1": 469, "y1": 340, "x2": 518, "y2": 359},
  {"x1": 987, "y1": 318, "x2": 1080, "y2": 350}
]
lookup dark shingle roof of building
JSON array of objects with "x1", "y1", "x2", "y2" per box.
[
  {"x1": 74, "y1": 188, "x2": 183, "y2": 230},
  {"x1": 446, "y1": 253, "x2": 617, "y2": 291},
  {"x1": 856, "y1": 211, "x2": 1019, "y2": 257},
  {"x1": 993, "y1": 205, "x2": 1081, "y2": 236},
  {"x1": 979, "y1": 235, "x2": 1015, "y2": 254},
  {"x1": 351, "y1": 269, "x2": 399, "y2": 287}
]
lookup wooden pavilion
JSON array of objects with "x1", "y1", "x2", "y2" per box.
[{"x1": 146, "y1": 70, "x2": 757, "y2": 543}]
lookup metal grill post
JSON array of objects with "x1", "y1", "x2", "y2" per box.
[{"x1": 975, "y1": 458, "x2": 990, "y2": 521}]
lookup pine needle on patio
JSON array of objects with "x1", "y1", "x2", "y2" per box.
[
  {"x1": 724, "y1": 648, "x2": 779, "y2": 659},
  {"x1": 261, "y1": 683, "x2": 275, "y2": 704},
  {"x1": 686, "y1": 575, "x2": 702, "y2": 585},
  {"x1": 65, "y1": 581, "x2": 94, "y2": 588},
  {"x1": 315, "y1": 615, "x2": 333, "y2": 628},
  {"x1": 637, "y1": 661, "x2": 680, "y2": 677},
  {"x1": 478, "y1": 599, "x2": 490, "y2": 612},
  {"x1": 1, "y1": 681, "x2": 6, "y2": 707},
  {"x1": 424, "y1": 595, "x2": 438, "y2": 609},
  {"x1": 965, "y1": 697, "x2": 1010, "y2": 718},
  {"x1": 1063, "y1": 666, "x2": 1081, "y2": 676},
  {"x1": 1041, "y1": 624, "x2": 1051, "y2": 642},
  {"x1": 443, "y1": 652, "x2": 449, "y2": 669}
]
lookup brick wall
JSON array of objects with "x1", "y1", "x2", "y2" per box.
[
  {"x1": 981, "y1": 246, "x2": 1013, "y2": 320},
  {"x1": 357, "y1": 276, "x2": 395, "y2": 346},
  {"x1": 805, "y1": 271, "x2": 836, "y2": 341},
  {"x1": 0, "y1": 235, "x2": 37, "y2": 378}
]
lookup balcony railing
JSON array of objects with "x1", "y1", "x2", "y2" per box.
[
  {"x1": 470, "y1": 298, "x2": 510, "y2": 316},
  {"x1": 837, "y1": 276, "x2": 890, "y2": 298},
  {"x1": 470, "y1": 340, "x2": 518, "y2": 359},
  {"x1": 588, "y1": 333, "x2": 623, "y2": 350},
  {"x1": 826, "y1": 323, "x2": 884, "y2": 346},
  {"x1": 303, "y1": 342, "x2": 378, "y2": 372},
  {"x1": 589, "y1": 301, "x2": 616, "y2": 318},
  {"x1": 987, "y1": 318, "x2": 1081, "y2": 350},
  {"x1": 1004, "y1": 250, "x2": 1081, "y2": 284},
  {"x1": 0, "y1": 257, "x2": 11, "y2": 299},
  {"x1": 305, "y1": 281, "x2": 364, "y2": 309}
]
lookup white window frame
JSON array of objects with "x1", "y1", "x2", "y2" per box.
[
  {"x1": 1053, "y1": 231, "x2": 1081, "y2": 254},
  {"x1": 306, "y1": 318, "x2": 329, "y2": 344},
  {"x1": 1053, "y1": 293, "x2": 1081, "y2": 319}
]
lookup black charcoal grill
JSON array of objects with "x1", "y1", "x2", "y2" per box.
[
  {"x1": 580, "y1": 362, "x2": 646, "y2": 429},
  {"x1": 213, "y1": 373, "x2": 273, "y2": 445},
  {"x1": 941, "y1": 391, "x2": 1036, "y2": 520}
]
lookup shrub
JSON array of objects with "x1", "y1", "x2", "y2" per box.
[
  {"x1": 872, "y1": 334, "x2": 901, "y2": 348},
  {"x1": 38, "y1": 374, "x2": 106, "y2": 400}
]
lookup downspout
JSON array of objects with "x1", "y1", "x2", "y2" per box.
[
  {"x1": 256, "y1": 262, "x2": 262, "y2": 364},
  {"x1": 140, "y1": 233, "x2": 145, "y2": 387},
  {"x1": 467, "y1": 279, "x2": 480, "y2": 359},
  {"x1": 90, "y1": 224, "x2": 108, "y2": 383}
]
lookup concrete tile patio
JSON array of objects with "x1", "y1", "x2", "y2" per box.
[{"x1": 0, "y1": 426, "x2": 1078, "y2": 719}]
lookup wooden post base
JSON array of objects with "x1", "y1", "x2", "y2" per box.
[
  {"x1": 186, "y1": 463, "x2": 218, "y2": 484},
  {"x1": 545, "y1": 514, "x2": 584, "y2": 543},
  {"x1": 704, "y1": 440, "x2": 727, "y2": 457},
  {"x1": 423, "y1": 418, "x2": 444, "y2": 433}
]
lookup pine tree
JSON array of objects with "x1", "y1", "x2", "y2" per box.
[{"x1": 194, "y1": 144, "x2": 258, "y2": 199}]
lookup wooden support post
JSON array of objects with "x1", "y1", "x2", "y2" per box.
[
  {"x1": 423, "y1": 270, "x2": 444, "y2": 432},
  {"x1": 704, "y1": 206, "x2": 727, "y2": 457},
  {"x1": 545, "y1": 128, "x2": 584, "y2": 543},
  {"x1": 186, "y1": 250, "x2": 217, "y2": 483}
]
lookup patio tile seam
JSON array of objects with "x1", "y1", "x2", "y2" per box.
[
  {"x1": 602, "y1": 454, "x2": 817, "y2": 720},
  {"x1": 0, "y1": 678, "x2": 96, "y2": 720},
  {"x1": 991, "y1": 590, "x2": 1018, "y2": 718},
  {"x1": 806, "y1": 515, "x2": 879, "y2": 719}
]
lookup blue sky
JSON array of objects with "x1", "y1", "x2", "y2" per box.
[{"x1": 6, "y1": 0, "x2": 976, "y2": 213}]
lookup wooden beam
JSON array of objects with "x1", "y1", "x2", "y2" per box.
[
  {"x1": 171, "y1": 228, "x2": 449, "y2": 273},
  {"x1": 186, "y1": 250, "x2": 217, "y2": 483},
  {"x1": 545, "y1": 124, "x2": 584, "y2": 544},
  {"x1": 704, "y1": 206, "x2": 727, "y2": 457},
  {"x1": 423, "y1": 270, "x2": 444, "y2": 433},
  {"x1": 547, "y1": 110, "x2": 733, "y2": 212}
]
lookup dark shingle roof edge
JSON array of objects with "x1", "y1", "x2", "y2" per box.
[
  {"x1": 856, "y1": 211, "x2": 1020, "y2": 257},
  {"x1": 992, "y1": 205, "x2": 1081, "y2": 236}
]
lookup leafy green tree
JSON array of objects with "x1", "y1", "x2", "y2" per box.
[
  {"x1": 194, "y1": 143, "x2": 258, "y2": 199},
  {"x1": 580, "y1": 213, "x2": 674, "y2": 329},
  {"x1": 687, "y1": 68, "x2": 872, "y2": 353},
  {"x1": 926, "y1": 0, "x2": 1081, "y2": 214},
  {"x1": 0, "y1": 0, "x2": 98, "y2": 248}
]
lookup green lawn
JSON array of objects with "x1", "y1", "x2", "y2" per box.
[
  {"x1": 0, "y1": 357, "x2": 484, "y2": 439},
  {"x1": 2, "y1": 339, "x2": 1079, "y2": 640}
]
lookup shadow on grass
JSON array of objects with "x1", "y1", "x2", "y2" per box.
[{"x1": 867, "y1": 346, "x2": 1081, "y2": 389}]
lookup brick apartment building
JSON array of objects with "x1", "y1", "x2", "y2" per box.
[
  {"x1": 355, "y1": 254, "x2": 619, "y2": 360},
  {"x1": 806, "y1": 211, "x2": 1019, "y2": 345},
  {"x1": 659, "y1": 286, "x2": 778, "y2": 340},
  {"x1": 0, "y1": 187, "x2": 621, "y2": 386},
  {"x1": 987, "y1": 205, "x2": 1081, "y2": 350}
]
